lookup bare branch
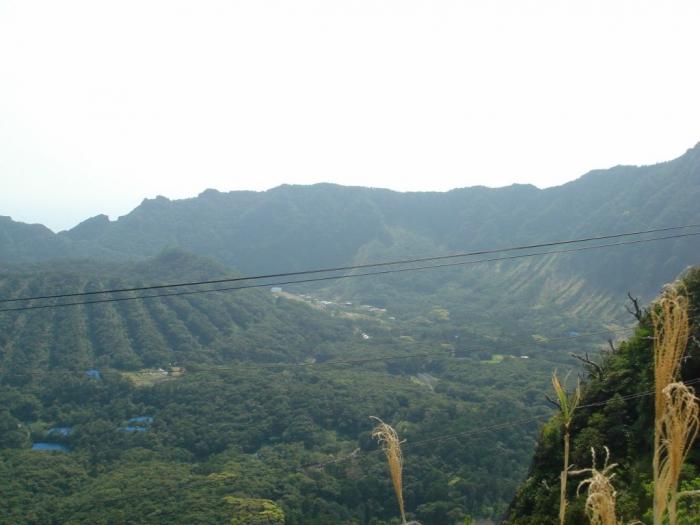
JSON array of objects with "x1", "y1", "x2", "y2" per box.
[
  {"x1": 571, "y1": 352, "x2": 604, "y2": 379},
  {"x1": 626, "y1": 292, "x2": 643, "y2": 321},
  {"x1": 607, "y1": 339, "x2": 617, "y2": 354}
]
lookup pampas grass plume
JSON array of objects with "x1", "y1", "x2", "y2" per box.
[{"x1": 370, "y1": 416, "x2": 408, "y2": 524}]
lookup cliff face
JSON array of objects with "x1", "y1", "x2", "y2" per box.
[{"x1": 503, "y1": 267, "x2": 700, "y2": 525}]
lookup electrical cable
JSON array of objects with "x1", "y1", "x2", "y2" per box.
[
  {"x1": 2, "y1": 223, "x2": 698, "y2": 304},
  {"x1": 2, "y1": 230, "x2": 699, "y2": 313}
]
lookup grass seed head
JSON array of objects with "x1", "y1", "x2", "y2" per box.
[
  {"x1": 656, "y1": 382, "x2": 700, "y2": 525},
  {"x1": 572, "y1": 447, "x2": 619, "y2": 525},
  {"x1": 370, "y1": 416, "x2": 407, "y2": 524},
  {"x1": 651, "y1": 285, "x2": 693, "y2": 525}
]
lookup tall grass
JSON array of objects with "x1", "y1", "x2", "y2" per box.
[
  {"x1": 651, "y1": 287, "x2": 689, "y2": 425},
  {"x1": 651, "y1": 285, "x2": 699, "y2": 525},
  {"x1": 552, "y1": 371, "x2": 582, "y2": 525},
  {"x1": 572, "y1": 447, "x2": 619, "y2": 525},
  {"x1": 657, "y1": 382, "x2": 699, "y2": 525},
  {"x1": 370, "y1": 416, "x2": 408, "y2": 524}
]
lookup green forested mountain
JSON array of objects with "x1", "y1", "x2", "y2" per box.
[
  {"x1": 504, "y1": 267, "x2": 700, "y2": 525},
  {"x1": 0, "y1": 246, "x2": 646, "y2": 524},
  {"x1": 1, "y1": 145, "x2": 699, "y2": 524},
  {"x1": 1, "y1": 259, "x2": 695, "y2": 524},
  {"x1": 0, "y1": 249, "x2": 358, "y2": 374},
  {"x1": 2, "y1": 143, "x2": 700, "y2": 320},
  {"x1": 0, "y1": 249, "x2": 575, "y2": 523}
]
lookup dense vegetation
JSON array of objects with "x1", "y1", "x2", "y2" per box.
[
  {"x1": 0, "y1": 250, "x2": 360, "y2": 373},
  {"x1": 2, "y1": 259, "x2": 696, "y2": 524},
  {"x1": 0, "y1": 249, "x2": 624, "y2": 523},
  {"x1": 0, "y1": 363, "x2": 544, "y2": 524},
  {"x1": 0, "y1": 145, "x2": 698, "y2": 523},
  {"x1": 505, "y1": 268, "x2": 700, "y2": 525}
]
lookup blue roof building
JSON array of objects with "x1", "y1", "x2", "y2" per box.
[
  {"x1": 32, "y1": 443, "x2": 70, "y2": 452},
  {"x1": 128, "y1": 416, "x2": 154, "y2": 424},
  {"x1": 119, "y1": 426, "x2": 147, "y2": 433}
]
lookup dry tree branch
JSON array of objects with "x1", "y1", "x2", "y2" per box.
[
  {"x1": 570, "y1": 352, "x2": 605, "y2": 379},
  {"x1": 370, "y1": 416, "x2": 407, "y2": 525},
  {"x1": 626, "y1": 292, "x2": 643, "y2": 321}
]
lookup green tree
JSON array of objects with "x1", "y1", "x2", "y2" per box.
[{"x1": 226, "y1": 497, "x2": 285, "y2": 525}]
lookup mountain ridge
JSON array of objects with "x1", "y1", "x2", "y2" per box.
[
  {"x1": 3, "y1": 141, "x2": 700, "y2": 235},
  {"x1": 1, "y1": 143, "x2": 699, "y2": 328},
  {"x1": 1, "y1": 145, "x2": 699, "y2": 523}
]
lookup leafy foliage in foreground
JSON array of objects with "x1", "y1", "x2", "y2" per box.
[{"x1": 504, "y1": 268, "x2": 700, "y2": 525}]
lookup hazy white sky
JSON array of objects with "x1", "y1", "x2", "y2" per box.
[{"x1": 1, "y1": 1, "x2": 699, "y2": 232}]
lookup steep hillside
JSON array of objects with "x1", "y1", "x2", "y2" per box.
[
  {"x1": 61, "y1": 142, "x2": 700, "y2": 296},
  {"x1": 3, "y1": 144, "x2": 699, "y2": 325},
  {"x1": 0, "y1": 249, "x2": 360, "y2": 377},
  {"x1": 504, "y1": 267, "x2": 700, "y2": 525},
  {"x1": 1, "y1": 146, "x2": 699, "y2": 523},
  {"x1": 0, "y1": 216, "x2": 122, "y2": 263}
]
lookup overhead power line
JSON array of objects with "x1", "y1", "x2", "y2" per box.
[
  {"x1": 1, "y1": 230, "x2": 699, "y2": 313},
  {"x1": 1, "y1": 223, "x2": 699, "y2": 304}
]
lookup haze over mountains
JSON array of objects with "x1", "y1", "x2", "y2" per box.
[
  {"x1": 0, "y1": 143, "x2": 699, "y2": 524},
  {"x1": 3, "y1": 141, "x2": 699, "y2": 318}
]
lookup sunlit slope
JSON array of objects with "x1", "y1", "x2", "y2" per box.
[{"x1": 0, "y1": 250, "x2": 356, "y2": 377}]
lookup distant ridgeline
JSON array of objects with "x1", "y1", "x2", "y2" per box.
[
  {"x1": 0, "y1": 145, "x2": 699, "y2": 523},
  {"x1": 503, "y1": 267, "x2": 700, "y2": 525},
  {"x1": 1, "y1": 142, "x2": 700, "y2": 324}
]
